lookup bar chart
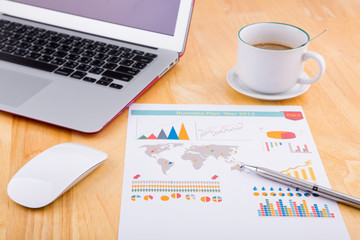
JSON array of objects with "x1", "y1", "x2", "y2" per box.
[{"x1": 258, "y1": 199, "x2": 335, "y2": 218}]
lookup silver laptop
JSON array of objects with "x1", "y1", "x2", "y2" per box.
[{"x1": 0, "y1": 0, "x2": 194, "y2": 133}]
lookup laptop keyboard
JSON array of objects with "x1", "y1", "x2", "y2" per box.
[{"x1": 0, "y1": 19, "x2": 157, "y2": 90}]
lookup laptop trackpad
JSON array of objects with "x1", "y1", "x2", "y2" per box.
[{"x1": 0, "y1": 68, "x2": 51, "y2": 107}]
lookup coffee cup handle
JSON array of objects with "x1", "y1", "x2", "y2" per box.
[{"x1": 298, "y1": 51, "x2": 326, "y2": 84}]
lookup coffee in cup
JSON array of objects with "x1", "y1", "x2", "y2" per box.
[
  {"x1": 252, "y1": 42, "x2": 293, "y2": 50},
  {"x1": 236, "y1": 22, "x2": 326, "y2": 94}
]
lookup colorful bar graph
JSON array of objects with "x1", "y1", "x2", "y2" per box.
[
  {"x1": 138, "y1": 123, "x2": 190, "y2": 140},
  {"x1": 281, "y1": 161, "x2": 317, "y2": 183},
  {"x1": 257, "y1": 199, "x2": 335, "y2": 218},
  {"x1": 264, "y1": 141, "x2": 286, "y2": 152},
  {"x1": 288, "y1": 143, "x2": 311, "y2": 153}
]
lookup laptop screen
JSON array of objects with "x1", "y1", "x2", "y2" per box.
[{"x1": 9, "y1": 0, "x2": 181, "y2": 36}]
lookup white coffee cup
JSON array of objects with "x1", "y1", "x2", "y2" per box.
[{"x1": 236, "y1": 22, "x2": 325, "y2": 94}]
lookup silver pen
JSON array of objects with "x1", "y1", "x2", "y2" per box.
[{"x1": 243, "y1": 164, "x2": 360, "y2": 209}]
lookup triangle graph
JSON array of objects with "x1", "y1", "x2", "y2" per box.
[{"x1": 138, "y1": 123, "x2": 190, "y2": 140}]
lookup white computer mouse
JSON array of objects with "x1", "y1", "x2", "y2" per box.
[{"x1": 7, "y1": 143, "x2": 107, "y2": 208}]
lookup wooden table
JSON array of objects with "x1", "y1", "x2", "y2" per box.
[{"x1": 1, "y1": 0, "x2": 360, "y2": 239}]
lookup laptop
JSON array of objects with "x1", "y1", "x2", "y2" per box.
[{"x1": 0, "y1": 0, "x2": 194, "y2": 133}]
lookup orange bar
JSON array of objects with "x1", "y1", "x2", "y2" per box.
[
  {"x1": 301, "y1": 169, "x2": 308, "y2": 180},
  {"x1": 302, "y1": 200, "x2": 310, "y2": 217},
  {"x1": 288, "y1": 207, "x2": 293, "y2": 216},
  {"x1": 270, "y1": 203, "x2": 275, "y2": 216},
  {"x1": 309, "y1": 167, "x2": 316, "y2": 181},
  {"x1": 294, "y1": 171, "x2": 300, "y2": 179},
  {"x1": 322, "y1": 209, "x2": 328, "y2": 218}
]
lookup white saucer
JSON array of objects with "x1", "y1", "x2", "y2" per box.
[{"x1": 227, "y1": 67, "x2": 310, "y2": 100}]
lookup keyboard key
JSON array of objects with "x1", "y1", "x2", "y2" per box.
[
  {"x1": 13, "y1": 49, "x2": 29, "y2": 56},
  {"x1": 120, "y1": 59, "x2": 134, "y2": 66},
  {"x1": 108, "y1": 49, "x2": 122, "y2": 56},
  {"x1": 53, "y1": 51, "x2": 67, "y2": 58},
  {"x1": 91, "y1": 59, "x2": 105, "y2": 67},
  {"x1": 54, "y1": 67, "x2": 74, "y2": 76},
  {"x1": 46, "y1": 42, "x2": 60, "y2": 49},
  {"x1": 72, "y1": 41, "x2": 86, "y2": 48},
  {"x1": 97, "y1": 46, "x2": 110, "y2": 53},
  {"x1": 70, "y1": 71, "x2": 87, "y2": 79},
  {"x1": 83, "y1": 50, "x2": 96, "y2": 57},
  {"x1": 26, "y1": 52, "x2": 41, "y2": 60},
  {"x1": 103, "y1": 63, "x2": 117, "y2": 70},
  {"x1": 60, "y1": 39, "x2": 74, "y2": 45},
  {"x1": 64, "y1": 61, "x2": 79, "y2": 68},
  {"x1": 89, "y1": 67, "x2": 104, "y2": 75},
  {"x1": 133, "y1": 55, "x2": 153, "y2": 64},
  {"x1": 17, "y1": 42, "x2": 31, "y2": 49},
  {"x1": 85, "y1": 44, "x2": 97, "y2": 51},
  {"x1": 94, "y1": 53, "x2": 108, "y2": 60},
  {"x1": 102, "y1": 70, "x2": 133, "y2": 82},
  {"x1": 82, "y1": 38, "x2": 94, "y2": 44},
  {"x1": 107, "y1": 44, "x2": 119, "y2": 49},
  {"x1": 41, "y1": 48, "x2": 55, "y2": 55},
  {"x1": 59, "y1": 45, "x2": 72, "y2": 52},
  {"x1": 33, "y1": 39, "x2": 47, "y2": 46},
  {"x1": 83, "y1": 76, "x2": 97, "y2": 83},
  {"x1": 38, "y1": 55, "x2": 54, "y2": 62},
  {"x1": 70, "y1": 47, "x2": 84, "y2": 55},
  {"x1": 107, "y1": 56, "x2": 121, "y2": 63},
  {"x1": 116, "y1": 66, "x2": 140, "y2": 75},
  {"x1": 120, "y1": 47, "x2": 132, "y2": 52},
  {"x1": 79, "y1": 57, "x2": 92, "y2": 64},
  {"x1": 96, "y1": 77, "x2": 113, "y2": 86},
  {"x1": 51, "y1": 58, "x2": 66, "y2": 65},
  {"x1": 109, "y1": 83, "x2": 123, "y2": 89},
  {"x1": 2, "y1": 46, "x2": 16, "y2": 53},
  {"x1": 95, "y1": 41, "x2": 107, "y2": 46},
  {"x1": 65, "y1": 54, "x2": 80, "y2": 61},
  {"x1": 132, "y1": 50, "x2": 144, "y2": 55},
  {"x1": 133, "y1": 62, "x2": 147, "y2": 69},
  {"x1": 0, "y1": 52, "x2": 57, "y2": 72},
  {"x1": 120, "y1": 52, "x2": 135, "y2": 59},
  {"x1": 77, "y1": 64, "x2": 92, "y2": 72},
  {"x1": 145, "y1": 53, "x2": 158, "y2": 58},
  {"x1": 47, "y1": 42, "x2": 60, "y2": 49},
  {"x1": 29, "y1": 45, "x2": 43, "y2": 52}
]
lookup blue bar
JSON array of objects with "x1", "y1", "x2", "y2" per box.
[
  {"x1": 290, "y1": 200, "x2": 296, "y2": 216},
  {"x1": 325, "y1": 204, "x2": 331, "y2": 218},
  {"x1": 279, "y1": 199, "x2": 285, "y2": 216},
  {"x1": 297, "y1": 206, "x2": 303, "y2": 217},
  {"x1": 264, "y1": 205, "x2": 269, "y2": 216}
]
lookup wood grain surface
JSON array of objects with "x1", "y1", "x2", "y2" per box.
[{"x1": 1, "y1": 0, "x2": 360, "y2": 239}]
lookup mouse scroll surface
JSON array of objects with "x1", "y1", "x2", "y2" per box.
[{"x1": 7, "y1": 143, "x2": 107, "y2": 208}]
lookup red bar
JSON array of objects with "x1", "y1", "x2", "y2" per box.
[
  {"x1": 304, "y1": 144, "x2": 309, "y2": 152},
  {"x1": 276, "y1": 201, "x2": 282, "y2": 216},
  {"x1": 293, "y1": 202, "x2": 300, "y2": 216},
  {"x1": 260, "y1": 203, "x2": 265, "y2": 216},
  {"x1": 311, "y1": 206, "x2": 317, "y2": 217},
  {"x1": 297, "y1": 146, "x2": 301, "y2": 152},
  {"x1": 265, "y1": 142, "x2": 270, "y2": 152}
]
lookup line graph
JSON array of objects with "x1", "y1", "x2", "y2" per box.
[{"x1": 196, "y1": 121, "x2": 245, "y2": 140}]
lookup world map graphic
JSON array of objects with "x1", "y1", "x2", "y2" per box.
[{"x1": 141, "y1": 143, "x2": 243, "y2": 174}]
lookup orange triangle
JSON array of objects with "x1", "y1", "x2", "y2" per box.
[{"x1": 178, "y1": 123, "x2": 189, "y2": 140}]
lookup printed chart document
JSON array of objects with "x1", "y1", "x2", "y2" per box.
[{"x1": 118, "y1": 104, "x2": 350, "y2": 240}]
